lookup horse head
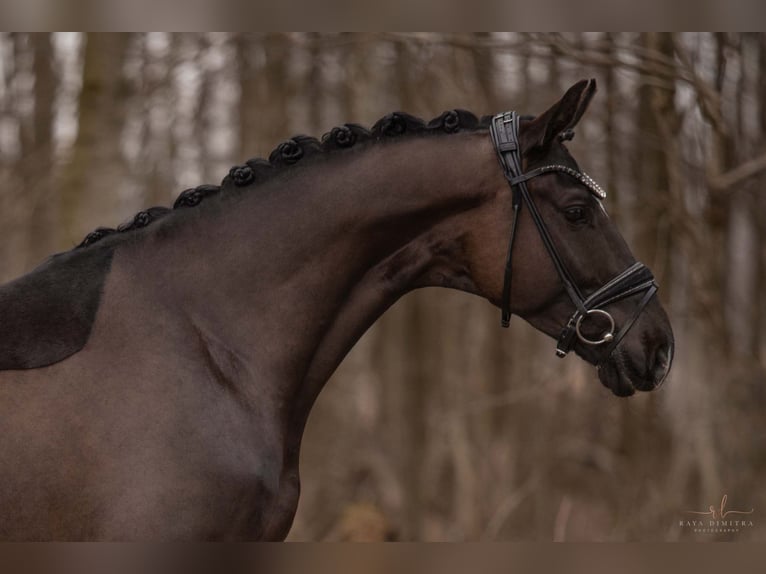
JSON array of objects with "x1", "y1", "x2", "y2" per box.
[{"x1": 467, "y1": 79, "x2": 674, "y2": 396}]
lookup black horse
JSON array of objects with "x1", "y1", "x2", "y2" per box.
[{"x1": 0, "y1": 79, "x2": 673, "y2": 540}]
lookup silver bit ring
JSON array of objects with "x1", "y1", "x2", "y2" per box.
[{"x1": 575, "y1": 309, "x2": 615, "y2": 346}]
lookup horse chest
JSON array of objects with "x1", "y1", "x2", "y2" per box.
[{"x1": 92, "y1": 437, "x2": 285, "y2": 540}]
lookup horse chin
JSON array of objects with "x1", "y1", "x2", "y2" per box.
[
  {"x1": 597, "y1": 359, "x2": 636, "y2": 397},
  {"x1": 597, "y1": 347, "x2": 666, "y2": 397}
]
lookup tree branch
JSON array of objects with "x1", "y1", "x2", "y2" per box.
[{"x1": 708, "y1": 151, "x2": 766, "y2": 192}]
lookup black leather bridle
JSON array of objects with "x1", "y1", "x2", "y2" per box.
[{"x1": 490, "y1": 111, "x2": 658, "y2": 362}]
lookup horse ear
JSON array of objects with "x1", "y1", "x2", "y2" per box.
[{"x1": 521, "y1": 78, "x2": 597, "y2": 152}]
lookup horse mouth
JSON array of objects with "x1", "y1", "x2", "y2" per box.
[
  {"x1": 597, "y1": 361, "x2": 636, "y2": 397},
  {"x1": 596, "y1": 349, "x2": 664, "y2": 397}
]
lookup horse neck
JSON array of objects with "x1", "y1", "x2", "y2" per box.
[{"x1": 127, "y1": 132, "x2": 498, "y2": 427}]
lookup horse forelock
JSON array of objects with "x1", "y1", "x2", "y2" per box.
[{"x1": 76, "y1": 109, "x2": 493, "y2": 251}]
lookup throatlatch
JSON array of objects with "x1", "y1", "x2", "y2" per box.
[{"x1": 489, "y1": 111, "x2": 658, "y2": 362}]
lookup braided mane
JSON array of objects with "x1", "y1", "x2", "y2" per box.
[{"x1": 77, "y1": 110, "x2": 493, "y2": 250}]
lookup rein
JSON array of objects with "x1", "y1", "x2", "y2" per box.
[{"x1": 489, "y1": 111, "x2": 657, "y2": 363}]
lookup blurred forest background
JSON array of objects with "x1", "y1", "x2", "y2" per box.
[{"x1": 0, "y1": 32, "x2": 764, "y2": 541}]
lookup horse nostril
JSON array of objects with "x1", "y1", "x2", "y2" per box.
[{"x1": 651, "y1": 343, "x2": 672, "y2": 386}]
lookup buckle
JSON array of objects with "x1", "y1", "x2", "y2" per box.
[{"x1": 556, "y1": 319, "x2": 578, "y2": 357}]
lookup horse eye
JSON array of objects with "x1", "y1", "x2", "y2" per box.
[{"x1": 564, "y1": 206, "x2": 587, "y2": 223}]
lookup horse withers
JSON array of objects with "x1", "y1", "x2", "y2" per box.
[{"x1": 0, "y1": 79, "x2": 673, "y2": 540}]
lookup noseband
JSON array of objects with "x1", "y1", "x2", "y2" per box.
[{"x1": 490, "y1": 111, "x2": 658, "y2": 362}]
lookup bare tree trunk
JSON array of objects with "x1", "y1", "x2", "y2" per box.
[
  {"x1": 619, "y1": 32, "x2": 679, "y2": 498},
  {"x1": 702, "y1": 32, "x2": 736, "y2": 350},
  {"x1": 636, "y1": 33, "x2": 676, "y2": 284},
  {"x1": 724, "y1": 34, "x2": 760, "y2": 362},
  {"x1": 306, "y1": 33, "x2": 323, "y2": 134},
  {"x1": 10, "y1": 33, "x2": 57, "y2": 268},
  {"x1": 238, "y1": 33, "x2": 291, "y2": 158},
  {"x1": 602, "y1": 33, "x2": 620, "y2": 221},
  {"x1": 149, "y1": 33, "x2": 178, "y2": 205},
  {"x1": 235, "y1": 34, "x2": 257, "y2": 159},
  {"x1": 57, "y1": 33, "x2": 130, "y2": 246},
  {"x1": 470, "y1": 32, "x2": 498, "y2": 112},
  {"x1": 758, "y1": 34, "x2": 766, "y2": 367},
  {"x1": 0, "y1": 34, "x2": 28, "y2": 279},
  {"x1": 392, "y1": 38, "x2": 427, "y2": 541}
]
